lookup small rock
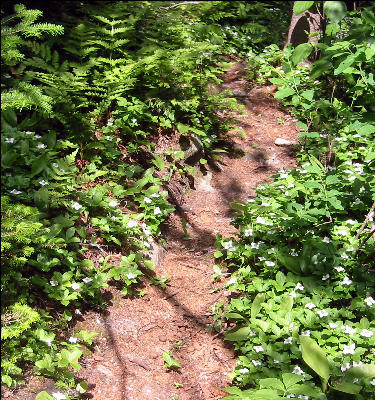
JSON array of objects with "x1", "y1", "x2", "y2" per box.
[
  {"x1": 232, "y1": 89, "x2": 247, "y2": 97},
  {"x1": 274, "y1": 138, "x2": 292, "y2": 146}
]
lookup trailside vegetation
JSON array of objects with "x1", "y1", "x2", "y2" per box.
[
  {"x1": 215, "y1": 2, "x2": 375, "y2": 399},
  {"x1": 1, "y1": 1, "x2": 291, "y2": 397}
]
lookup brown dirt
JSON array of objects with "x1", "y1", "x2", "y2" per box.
[{"x1": 6, "y1": 62, "x2": 300, "y2": 400}]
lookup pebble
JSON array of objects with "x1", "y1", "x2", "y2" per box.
[{"x1": 274, "y1": 138, "x2": 292, "y2": 146}]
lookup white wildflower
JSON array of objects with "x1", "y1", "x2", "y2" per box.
[
  {"x1": 322, "y1": 236, "x2": 331, "y2": 243},
  {"x1": 256, "y1": 216, "x2": 267, "y2": 224},
  {"x1": 50, "y1": 281, "x2": 59, "y2": 286},
  {"x1": 301, "y1": 330, "x2": 310, "y2": 337},
  {"x1": 108, "y1": 201, "x2": 118, "y2": 207},
  {"x1": 295, "y1": 282, "x2": 304, "y2": 291},
  {"x1": 284, "y1": 337, "x2": 293, "y2": 344},
  {"x1": 329, "y1": 322, "x2": 338, "y2": 329},
  {"x1": 343, "y1": 343, "x2": 356, "y2": 355},
  {"x1": 72, "y1": 202, "x2": 82, "y2": 210},
  {"x1": 5, "y1": 138, "x2": 14, "y2": 143},
  {"x1": 305, "y1": 303, "x2": 316, "y2": 310},
  {"x1": 238, "y1": 368, "x2": 249, "y2": 374},
  {"x1": 69, "y1": 337, "x2": 78, "y2": 343},
  {"x1": 126, "y1": 272, "x2": 136, "y2": 280},
  {"x1": 227, "y1": 277, "x2": 237, "y2": 285},
  {"x1": 353, "y1": 361, "x2": 363, "y2": 367},
  {"x1": 25, "y1": 131, "x2": 33, "y2": 135},
  {"x1": 82, "y1": 277, "x2": 93, "y2": 284},
  {"x1": 290, "y1": 291, "x2": 297, "y2": 298},
  {"x1": 71, "y1": 283, "x2": 80, "y2": 290},
  {"x1": 244, "y1": 228, "x2": 253, "y2": 237},
  {"x1": 292, "y1": 366, "x2": 304, "y2": 375},
  {"x1": 322, "y1": 274, "x2": 330, "y2": 281},
  {"x1": 360, "y1": 329, "x2": 373, "y2": 338},
  {"x1": 335, "y1": 266, "x2": 345, "y2": 272},
  {"x1": 341, "y1": 362, "x2": 351, "y2": 372},
  {"x1": 131, "y1": 118, "x2": 137, "y2": 124},
  {"x1": 34, "y1": 135, "x2": 42, "y2": 139},
  {"x1": 10, "y1": 189, "x2": 22, "y2": 194},
  {"x1": 364, "y1": 296, "x2": 375, "y2": 306},
  {"x1": 317, "y1": 309, "x2": 329, "y2": 318},
  {"x1": 251, "y1": 360, "x2": 262, "y2": 366},
  {"x1": 273, "y1": 360, "x2": 280, "y2": 364},
  {"x1": 127, "y1": 220, "x2": 138, "y2": 228},
  {"x1": 37, "y1": 143, "x2": 46, "y2": 149},
  {"x1": 265, "y1": 261, "x2": 275, "y2": 267},
  {"x1": 342, "y1": 325, "x2": 357, "y2": 335},
  {"x1": 253, "y1": 346, "x2": 264, "y2": 353},
  {"x1": 342, "y1": 276, "x2": 352, "y2": 285},
  {"x1": 154, "y1": 207, "x2": 162, "y2": 215},
  {"x1": 370, "y1": 378, "x2": 375, "y2": 386},
  {"x1": 52, "y1": 393, "x2": 66, "y2": 400},
  {"x1": 224, "y1": 240, "x2": 236, "y2": 251},
  {"x1": 39, "y1": 180, "x2": 48, "y2": 186},
  {"x1": 144, "y1": 197, "x2": 152, "y2": 204}
]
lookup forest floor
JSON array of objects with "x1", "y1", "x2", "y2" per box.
[{"x1": 9, "y1": 62, "x2": 300, "y2": 400}]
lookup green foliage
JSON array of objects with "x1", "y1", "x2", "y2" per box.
[{"x1": 218, "y1": 4, "x2": 375, "y2": 400}]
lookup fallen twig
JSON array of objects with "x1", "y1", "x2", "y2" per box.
[{"x1": 355, "y1": 201, "x2": 375, "y2": 240}]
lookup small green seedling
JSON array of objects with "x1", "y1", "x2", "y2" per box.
[{"x1": 163, "y1": 351, "x2": 182, "y2": 370}]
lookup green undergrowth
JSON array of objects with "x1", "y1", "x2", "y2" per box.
[
  {"x1": 0, "y1": 1, "x2": 291, "y2": 397},
  {"x1": 214, "y1": 3, "x2": 375, "y2": 400}
]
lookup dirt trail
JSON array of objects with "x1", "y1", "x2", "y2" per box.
[{"x1": 9, "y1": 63, "x2": 300, "y2": 400}]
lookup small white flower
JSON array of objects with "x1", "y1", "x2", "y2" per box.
[
  {"x1": 292, "y1": 366, "x2": 304, "y2": 375},
  {"x1": 106, "y1": 136, "x2": 113, "y2": 141},
  {"x1": 317, "y1": 309, "x2": 329, "y2": 318},
  {"x1": 45, "y1": 338, "x2": 53, "y2": 346},
  {"x1": 71, "y1": 283, "x2": 80, "y2": 290},
  {"x1": 287, "y1": 395, "x2": 296, "y2": 399},
  {"x1": 265, "y1": 261, "x2": 275, "y2": 267},
  {"x1": 223, "y1": 240, "x2": 236, "y2": 251},
  {"x1": 82, "y1": 277, "x2": 93, "y2": 284},
  {"x1": 131, "y1": 118, "x2": 137, "y2": 124},
  {"x1": 353, "y1": 378, "x2": 359, "y2": 383},
  {"x1": 39, "y1": 180, "x2": 48, "y2": 186},
  {"x1": 69, "y1": 337, "x2": 78, "y2": 343},
  {"x1": 244, "y1": 228, "x2": 253, "y2": 237},
  {"x1": 108, "y1": 201, "x2": 118, "y2": 207},
  {"x1": 273, "y1": 359, "x2": 280, "y2": 364},
  {"x1": 253, "y1": 346, "x2": 264, "y2": 353},
  {"x1": 289, "y1": 291, "x2": 297, "y2": 298},
  {"x1": 52, "y1": 163, "x2": 58, "y2": 168},
  {"x1": 305, "y1": 302, "x2": 316, "y2": 310},
  {"x1": 227, "y1": 277, "x2": 237, "y2": 285},
  {"x1": 154, "y1": 207, "x2": 162, "y2": 215},
  {"x1": 25, "y1": 131, "x2": 33, "y2": 135},
  {"x1": 360, "y1": 329, "x2": 373, "y2": 338},
  {"x1": 127, "y1": 220, "x2": 138, "y2": 228},
  {"x1": 256, "y1": 216, "x2": 267, "y2": 225},
  {"x1": 346, "y1": 219, "x2": 356, "y2": 225},
  {"x1": 52, "y1": 392, "x2": 67, "y2": 400},
  {"x1": 301, "y1": 330, "x2": 310, "y2": 337},
  {"x1": 284, "y1": 337, "x2": 293, "y2": 344},
  {"x1": 335, "y1": 266, "x2": 345, "y2": 272},
  {"x1": 343, "y1": 325, "x2": 357, "y2": 335},
  {"x1": 322, "y1": 236, "x2": 331, "y2": 243},
  {"x1": 126, "y1": 272, "x2": 136, "y2": 280},
  {"x1": 342, "y1": 276, "x2": 352, "y2": 285},
  {"x1": 143, "y1": 241, "x2": 151, "y2": 248},
  {"x1": 251, "y1": 360, "x2": 262, "y2": 366},
  {"x1": 144, "y1": 197, "x2": 152, "y2": 204},
  {"x1": 37, "y1": 143, "x2": 46, "y2": 149},
  {"x1": 343, "y1": 343, "x2": 356, "y2": 355},
  {"x1": 352, "y1": 361, "x2": 363, "y2": 367},
  {"x1": 341, "y1": 362, "x2": 351, "y2": 372},
  {"x1": 50, "y1": 280, "x2": 59, "y2": 286},
  {"x1": 238, "y1": 368, "x2": 249, "y2": 374},
  {"x1": 5, "y1": 137, "x2": 14, "y2": 143},
  {"x1": 336, "y1": 229, "x2": 348, "y2": 236},
  {"x1": 370, "y1": 378, "x2": 375, "y2": 386},
  {"x1": 322, "y1": 274, "x2": 330, "y2": 281},
  {"x1": 295, "y1": 282, "x2": 304, "y2": 291},
  {"x1": 72, "y1": 202, "x2": 82, "y2": 210},
  {"x1": 364, "y1": 296, "x2": 375, "y2": 306},
  {"x1": 34, "y1": 135, "x2": 42, "y2": 139},
  {"x1": 10, "y1": 189, "x2": 22, "y2": 194},
  {"x1": 329, "y1": 322, "x2": 338, "y2": 329}
]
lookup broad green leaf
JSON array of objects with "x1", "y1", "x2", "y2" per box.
[
  {"x1": 31, "y1": 154, "x2": 48, "y2": 177},
  {"x1": 332, "y1": 381, "x2": 362, "y2": 394},
  {"x1": 259, "y1": 378, "x2": 285, "y2": 391},
  {"x1": 282, "y1": 373, "x2": 304, "y2": 388},
  {"x1": 250, "y1": 389, "x2": 282, "y2": 400},
  {"x1": 1, "y1": 151, "x2": 17, "y2": 168},
  {"x1": 35, "y1": 392, "x2": 55, "y2": 400},
  {"x1": 291, "y1": 43, "x2": 313, "y2": 66},
  {"x1": 347, "y1": 364, "x2": 375, "y2": 379},
  {"x1": 274, "y1": 87, "x2": 296, "y2": 99},
  {"x1": 275, "y1": 271, "x2": 286, "y2": 287},
  {"x1": 214, "y1": 251, "x2": 223, "y2": 258},
  {"x1": 176, "y1": 123, "x2": 190, "y2": 134},
  {"x1": 293, "y1": 1, "x2": 315, "y2": 15},
  {"x1": 279, "y1": 295, "x2": 293, "y2": 313},
  {"x1": 224, "y1": 312, "x2": 247, "y2": 321},
  {"x1": 323, "y1": 1, "x2": 347, "y2": 22},
  {"x1": 34, "y1": 187, "x2": 49, "y2": 206},
  {"x1": 251, "y1": 293, "x2": 266, "y2": 318},
  {"x1": 334, "y1": 55, "x2": 355, "y2": 75},
  {"x1": 300, "y1": 336, "x2": 330, "y2": 382},
  {"x1": 301, "y1": 89, "x2": 314, "y2": 101},
  {"x1": 152, "y1": 155, "x2": 165, "y2": 171},
  {"x1": 224, "y1": 326, "x2": 252, "y2": 341},
  {"x1": 76, "y1": 380, "x2": 88, "y2": 393}
]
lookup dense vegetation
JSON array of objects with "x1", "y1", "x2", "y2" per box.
[{"x1": 1, "y1": 1, "x2": 374, "y2": 399}]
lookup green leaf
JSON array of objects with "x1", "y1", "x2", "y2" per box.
[
  {"x1": 347, "y1": 364, "x2": 375, "y2": 379},
  {"x1": 31, "y1": 154, "x2": 48, "y2": 177},
  {"x1": 177, "y1": 123, "x2": 190, "y2": 134},
  {"x1": 331, "y1": 381, "x2": 362, "y2": 394},
  {"x1": 291, "y1": 43, "x2": 313, "y2": 66},
  {"x1": 259, "y1": 378, "x2": 285, "y2": 391},
  {"x1": 224, "y1": 312, "x2": 247, "y2": 321},
  {"x1": 274, "y1": 87, "x2": 296, "y2": 99},
  {"x1": 299, "y1": 336, "x2": 330, "y2": 382},
  {"x1": 35, "y1": 392, "x2": 55, "y2": 400},
  {"x1": 250, "y1": 389, "x2": 282, "y2": 400},
  {"x1": 279, "y1": 295, "x2": 293, "y2": 313},
  {"x1": 1, "y1": 151, "x2": 17, "y2": 168},
  {"x1": 301, "y1": 89, "x2": 314, "y2": 101},
  {"x1": 152, "y1": 155, "x2": 165, "y2": 171},
  {"x1": 282, "y1": 373, "x2": 304, "y2": 388},
  {"x1": 251, "y1": 293, "x2": 266, "y2": 319},
  {"x1": 293, "y1": 1, "x2": 315, "y2": 15},
  {"x1": 76, "y1": 380, "x2": 88, "y2": 393},
  {"x1": 334, "y1": 55, "x2": 355, "y2": 75},
  {"x1": 224, "y1": 326, "x2": 252, "y2": 341},
  {"x1": 323, "y1": 1, "x2": 347, "y2": 22},
  {"x1": 214, "y1": 251, "x2": 223, "y2": 258},
  {"x1": 34, "y1": 187, "x2": 49, "y2": 206}
]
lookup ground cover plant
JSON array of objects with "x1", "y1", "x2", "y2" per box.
[
  {"x1": 215, "y1": 2, "x2": 375, "y2": 399},
  {"x1": 1, "y1": 1, "x2": 292, "y2": 397}
]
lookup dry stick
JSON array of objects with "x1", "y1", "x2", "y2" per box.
[
  {"x1": 355, "y1": 201, "x2": 375, "y2": 240},
  {"x1": 160, "y1": 1, "x2": 201, "y2": 10},
  {"x1": 356, "y1": 228, "x2": 375, "y2": 255}
]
